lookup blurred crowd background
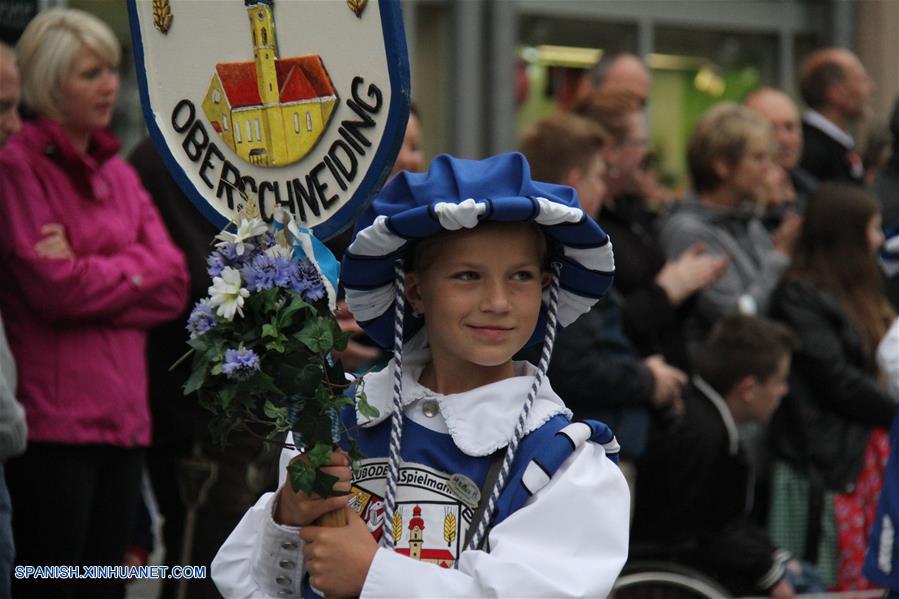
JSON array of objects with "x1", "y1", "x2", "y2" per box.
[{"x1": 2, "y1": 0, "x2": 896, "y2": 183}]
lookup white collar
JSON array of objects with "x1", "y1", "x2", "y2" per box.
[
  {"x1": 357, "y1": 335, "x2": 571, "y2": 457},
  {"x1": 803, "y1": 109, "x2": 855, "y2": 149},
  {"x1": 692, "y1": 375, "x2": 740, "y2": 456}
]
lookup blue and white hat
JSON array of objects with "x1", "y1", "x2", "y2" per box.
[
  {"x1": 342, "y1": 152, "x2": 615, "y2": 348},
  {"x1": 340, "y1": 152, "x2": 615, "y2": 553}
]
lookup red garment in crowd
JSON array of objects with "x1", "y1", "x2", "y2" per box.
[
  {"x1": 0, "y1": 118, "x2": 189, "y2": 447},
  {"x1": 834, "y1": 428, "x2": 890, "y2": 591}
]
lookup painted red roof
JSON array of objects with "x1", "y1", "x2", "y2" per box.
[
  {"x1": 395, "y1": 548, "x2": 456, "y2": 563},
  {"x1": 215, "y1": 62, "x2": 262, "y2": 108},
  {"x1": 214, "y1": 55, "x2": 336, "y2": 109},
  {"x1": 279, "y1": 56, "x2": 336, "y2": 100}
]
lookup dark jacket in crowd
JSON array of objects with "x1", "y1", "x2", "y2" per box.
[
  {"x1": 877, "y1": 155, "x2": 899, "y2": 234},
  {"x1": 129, "y1": 138, "x2": 218, "y2": 444},
  {"x1": 633, "y1": 378, "x2": 788, "y2": 595},
  {"x1": 769, "y1": 280, "x2": 896, "y2": 492},
  {"x1": 800, "y1": 120, "x2": 865, "y2": 185},
  {"x1": 875, "y1": 100, "x2": 899, "y2": 231},
  {"x1": 534, "y1": 292, "x2": 658, "y2": 460},
  {"x1": 599, "y1": 195, "x2": 691, "y2": 370}
]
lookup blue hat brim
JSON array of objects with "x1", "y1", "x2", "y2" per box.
[{"x1": 342, "y1": 153, "x2": 614, "y2": 348}]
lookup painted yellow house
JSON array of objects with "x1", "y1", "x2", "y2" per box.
[{"x1": 202, "y1": 0, "x2": 338, "y2": 167}]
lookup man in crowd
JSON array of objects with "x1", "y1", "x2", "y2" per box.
[
  {"x1": 798, "y1": 48, "x2": 876, "y2": 184},
  {"x1": 577, "y1": 51, "x2": 652, "y2": 106},
  {"x1": 745, "y1": 86, "x2": 818, "y2": 203}
]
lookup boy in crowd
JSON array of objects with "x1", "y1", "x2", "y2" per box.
[{"x1": 633, "y1": 315, "x2": 823, "y2": 597}]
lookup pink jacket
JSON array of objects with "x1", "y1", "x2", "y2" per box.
[{"x1": 0, "y1": 118, "x2": 189, "y2": 447}]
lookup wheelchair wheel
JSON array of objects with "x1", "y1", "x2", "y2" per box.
[{"x1": 610, "y1": 560, "x2": 732, "y2": 599}]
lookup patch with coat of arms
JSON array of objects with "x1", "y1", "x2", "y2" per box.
[{"x1": 350, "y1": 459, "x2": 473, "y2": 568}]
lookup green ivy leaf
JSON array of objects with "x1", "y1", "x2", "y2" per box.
[
  {"x1": 295, "y1": 318, "x2": 334, "y2": 353},
  {"x1": 357, "y1": 392, "x2": 380, "y2": 419},
  {"x1": 265, "y1": 338, "x2": 286, "y2": 353},
  {"x1": 330, "y1": 395, "x2": 355, "y2": 408},
  {"x1": 262, "y1": 323, "x2": 279, "y2": 339},
  {"x1": 264, "y1": 399, "x2": 287, "y2": 420},
  {"x1": 287, "y1": 460, "x2": 315, "y2": 495},
  {"x1": 186, "y1": 337, "x2": 210, "y2": 351},
  {"x1": 307, "y1": 441, "x2": 333, "y2": 468},
  {"x1": 333, "y1": 330, "x2": 352, "y2": 352},
  {"x1": 312, "y1": 470, "x2": 340, "y2": 498},
  {"x1": 220, "y1": 385, "x2": 237, "y2": 409},
  {"x1": 280, "y1": 297, "x2": 312, "y2": 328},
  {"x1": 183, "y1": 367, "x2": 207, "y2": 395}
]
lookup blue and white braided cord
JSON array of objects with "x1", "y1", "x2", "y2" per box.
[
  {"x1": 465, "y1": 261, "x2": 563, "y2": 552},
  {"x1": 381, "y1": 259, "x2": 406, "y2": 550}
]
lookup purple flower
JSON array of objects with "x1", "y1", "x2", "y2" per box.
[
  {"x1": 242, "y1": 254, "x2": 277, "y2": 292},
  {"x1": 292, "y1": 259, "x2": 326, "y2": 302},
  {"x1": 222, "y1": 348, "x2": 260, "y2": 381},
  {"x1": 208, "y1": 242, "x2": 249, "y2": 277},
  {"x1": 207, "y1": 252, "x2": 227, "y2": 278},
  {"x1": 271, "y1": 256, "x2": 295, "y2": 289},
  {"x1": 186, "y1": 300, "x2": 216, "y2": 338}
]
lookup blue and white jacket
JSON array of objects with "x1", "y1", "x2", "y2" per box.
[{"x1": 212, "y1": 342, "x2": 630, "y2": 598}]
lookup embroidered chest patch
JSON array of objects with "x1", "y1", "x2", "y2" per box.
[{"x1": 350, "y1": 459, "x2": 473, "y2": 568}]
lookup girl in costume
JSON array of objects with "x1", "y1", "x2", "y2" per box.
[{"x1": 212, "y1": 152, "x2": 629, "y2": 598}]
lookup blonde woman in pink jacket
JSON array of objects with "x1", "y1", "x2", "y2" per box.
[{"x1": 0, "y1": 9, "x2": 188, "y2": 598}]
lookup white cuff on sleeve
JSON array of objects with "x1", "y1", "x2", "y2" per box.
[{"x1": 250, "y1": 493, "x2": 305, "y2": 597}]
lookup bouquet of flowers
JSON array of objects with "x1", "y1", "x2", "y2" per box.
[{"x1": 180, "y1": 206, "x2": 378, "y2": 498}]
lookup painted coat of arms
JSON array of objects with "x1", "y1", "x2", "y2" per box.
[
  {"x1": 128, "y1": 0, "x2": 409, "y2": 240},
  {"x1": 350, "y1": 459, "x2": 472, "y2": 568}
]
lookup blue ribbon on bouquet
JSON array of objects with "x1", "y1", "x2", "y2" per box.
[{"x1": 282, "y1": 221, "x2": 341, "y2": 312}]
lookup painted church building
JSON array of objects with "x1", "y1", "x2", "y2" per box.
[{"x1": 202, "y1": 0, "x2": 337, "y2": 167}]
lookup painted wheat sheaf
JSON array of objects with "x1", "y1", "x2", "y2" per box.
[
  {"x1": 347, "y1": 0, "x2": 367, "y2": 18},
  {"x1": 152, "y1": 0, "x2": 173, "y2": 34},
  {"x1": 392, "y1": 509, "x2": 403, "y2": 544},
  {"x1": 443, "y1": 510, "x2": 457, "y2": 545}
]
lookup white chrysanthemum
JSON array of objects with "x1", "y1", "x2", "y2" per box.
[
  {"x1": 208, "y1": 267, "x2": 250, "y2": 321},
  {"x1": 215, "y1": 218, "x2": 268, "y2": 256},
  {"x1": 265, "y1": 243, "x2": 293, "y2": 259}
]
